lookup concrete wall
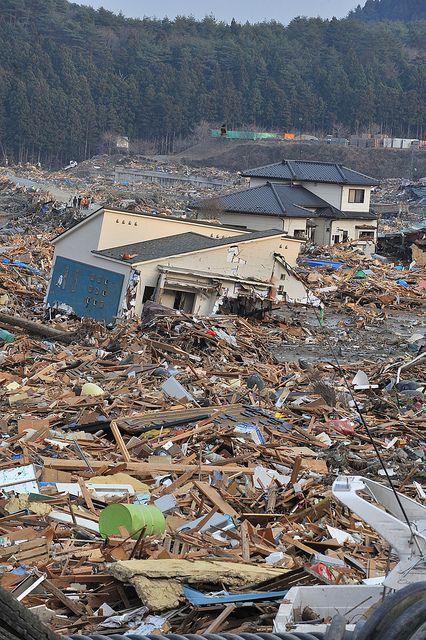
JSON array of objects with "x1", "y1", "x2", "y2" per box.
[
  {"x1": 312, "y1": 218, "x2": 331, "y2": 245},
  {"x1": 341, "y1": 185, "x2": 372, "y2": 213}
]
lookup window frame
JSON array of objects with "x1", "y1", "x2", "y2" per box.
[{"x1": 348, "y1": 188, "x2": 365, "y2": 204}]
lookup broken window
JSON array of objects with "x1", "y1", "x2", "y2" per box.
[
  {"x1": 348, "y1": 189, "x2": 365, "y2": 203},
  {"x1": 359, "y1": 231, "x2": 375, "y2": 239},
  {"x1": 142, "y1": 286, "x2": 155, "y2": 303}
]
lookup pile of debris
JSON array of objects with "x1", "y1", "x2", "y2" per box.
[
  {"x1": 0, "y1": 209, "x2": 425, "y2": 636},
  {"x1": 0, "y1": 298, "x2": 424, "y2": 636},
  {"x1": 298, "y1": 243, "x2": 426, "y2": 324}
]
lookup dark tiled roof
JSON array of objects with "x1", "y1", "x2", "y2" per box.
[
  {"x1": 195, "y1": 183, "x2": 377, "y2": 220},
  {"x1": 319, "y1": 207, "x2": 377, "y2": 220},
  {"x1": 241, "y1": 160, "x2": 379, "y2": 185},
  {"x1": 196, "y1": 183, "x2": 328, "y2": 218},
  {"x1": 94, "y1": 229, "x2": 284, "y2": 264}
]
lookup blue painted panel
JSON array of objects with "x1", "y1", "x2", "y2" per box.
[
  {"x1": 183, "y1": 585, "x2": 289, "y2": 605},
  {"x1": 47, "y1": 256, "x2": 124, "y2": 323}
]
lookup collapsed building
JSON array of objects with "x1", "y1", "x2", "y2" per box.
[{"x1": 46, "y1": 208, "x2": 303, "y2": 323}]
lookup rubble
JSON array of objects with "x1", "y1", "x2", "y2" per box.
[
  {"x1": 0, "y1": 294, "x2": 424, "y2": 634},
  {"x1": 0, "y1": 162, "x2": 425, "y2": 638}
]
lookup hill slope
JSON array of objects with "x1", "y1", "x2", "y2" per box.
[
  {"x1": 0, "y1": 0, "x2": 424, "y2": 164},
  {"x1": 351, "y1": 0, "x2": 426, "y2": 21}
]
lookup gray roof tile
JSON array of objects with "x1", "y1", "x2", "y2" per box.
[
  {"x1": 94, "y1": 229, "x2": 284, "y2": 264},
  {"x1": 242, "y1": 159, "x2": 379, "y2": 185},
  {"x1": 195, "y1": 183, "x2": 376, "y2": 220}
]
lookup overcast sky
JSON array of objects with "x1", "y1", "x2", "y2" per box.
[{"x1": 77, "y1": 1, "x2": 359, "y2": 23}]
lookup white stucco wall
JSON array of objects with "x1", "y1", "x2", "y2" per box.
[
  {"x1": 249, "y1": 177, "x2": 269, "y2": 187},
  {"x1": 301, "y1": 182, "x2": 343, "y2": 209},
  {"x1": 330, "y1": 219, "x2": 377, "y2": 244},
  {"x1": 53, "y1": 212, "x2": 104, "y2": 264},
  {"x1": 311, "y1": 218, "x2": 377, "y2": 246},
  {"x1": 341, "y1": 186, "x2": 372, "y2": 213}
]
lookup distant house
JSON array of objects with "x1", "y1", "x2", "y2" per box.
[
  {"x1": 194, "y1": 159, "x2": 379, "y2": 248},
  {"x1": 46, "y1": 207, "x2": 304, "y2": 323}
]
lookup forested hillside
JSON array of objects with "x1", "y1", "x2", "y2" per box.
[
  {"x1": 0, "y1": 0, "x2": 424, "y2": 165},
  {"x1": 351, "y1": 0, "x2": 426, "y2": 22}
]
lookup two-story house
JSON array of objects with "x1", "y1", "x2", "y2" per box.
[{"x1": 194, "y1": 159, "x2": 379, "y2": 248}]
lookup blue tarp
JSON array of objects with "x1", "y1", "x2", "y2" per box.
[
  {"x1": 183, "y1": 585, "x2": 289, "y2": 605},
  {"x1": 301, "y1": 259, "x2": 344, "y2": 270},
  {"x1": 1, "y1": 258, "x2": 42, "y2": 275}
]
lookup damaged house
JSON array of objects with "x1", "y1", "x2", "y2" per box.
[
  {"x1": 193, "y1": 159, "x2": 379, "y2": 250},
  {"x1": 46, "y1": 207, "x2": 304, "y2": 323}
]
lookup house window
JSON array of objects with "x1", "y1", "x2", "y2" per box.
[
  {"x1": 348, "y1": 189, "x2": 365, "y2": 203},
  {"x1": 359, "y1": 231, "x2": 375, "y2": 239},
  {"x1": 333, "y1": 234, "x2": 340, "y2": 244},
  {"x1": 294, "y1": 229, "x2": 305, "y2": 239},
  {"x1": 342, "y1": 231, "x2": 349, "y2": 242}
]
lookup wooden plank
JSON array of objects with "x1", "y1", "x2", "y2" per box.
[
  {"x1": 78, "y1": 478, "x2": 97, "y2": 515},
  {"x1": 110, "y1": 420, "x2": 131, "y2": 462},
  {"x1": 157, "y1": 469, "x2": 195, "y2": 496},
  {"x1": 0, "y1": 538, "x2": 48, "y2": 559},
  {"x1": 240, "y1": 520, "x2": 251, "y2": 562},
  {"x1": 193, "y1": 481, "x2": 239, "y2": 518},
  {"x1": 41, "y1": 458, "x2": 254, "y2": 475},
  {"x1": 43, "y1": 577, "x2": 85, "y2": 615},
  {"x1": 204, "y1": 603, "x2": 236, "y2": 633}
]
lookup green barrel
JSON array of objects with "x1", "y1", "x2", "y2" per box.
[{"x1": 99, "y1": 504, "x2": 166, "y2": 539}]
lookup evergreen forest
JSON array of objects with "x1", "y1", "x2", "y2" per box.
[{"x1": 0, "y1": 0, "x2": 424, "y2": 164}]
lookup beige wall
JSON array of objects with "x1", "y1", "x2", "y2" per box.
[
  {"x1": 218, "y1": 211, "x2": 307, "y2": 238},
  {"x1": 125, "y1": 234, "x2": 302, "y2": 316},
  {"x1": 99, "y1": 209, "x2": 244, "y2": 250},
  {"x1": 341, "y1": 185, "x2": 372, "y2": 213},
  {"x1": 52, "y1": 208, "x2": 246, "y2": 273}
]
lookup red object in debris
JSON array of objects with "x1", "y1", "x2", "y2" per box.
[
  {"x1": 310, "y1": 562, "x2": 334, "y2": 581},
  {"x1": 206, "y1": 329, "x2": 217, "y2": 336},
  {"x1": 326, "y1": 418, "x2": 355, "y2": 435}
]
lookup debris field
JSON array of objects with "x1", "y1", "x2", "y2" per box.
[{"x1": 0, "y1": 172, "x2": 425, "y2": 638}]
